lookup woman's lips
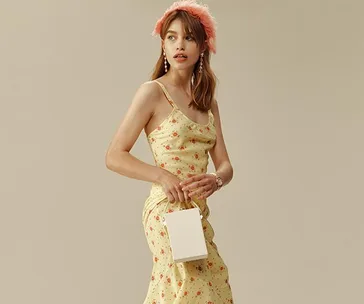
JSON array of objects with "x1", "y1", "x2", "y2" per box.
[{"x1": 174, "y1": 56, "x2": 188, "y2": 62}]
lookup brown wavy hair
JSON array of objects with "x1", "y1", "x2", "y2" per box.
[{"x1": 150, "y1": 10, "x2": 217, "y2": 112}]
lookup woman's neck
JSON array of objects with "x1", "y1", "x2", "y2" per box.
[{"x1": 163, "y1": 69, "x2": 193, "y2": 92}]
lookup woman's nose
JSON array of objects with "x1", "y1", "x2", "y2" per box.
[{"x1": 176, "y1": 39, "x2": 185, "y2": 50}]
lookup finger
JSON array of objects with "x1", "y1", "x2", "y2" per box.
[
  {"x1": 180, "y1": 174, "x2": 203, "y2": 187},
  {"x1": 189, "y1": 185, "x2": 210, "y2": 197},
  {"x1": 167, "y1": 188, "x2": 177, "y2": 203},
  {"x1": 173, "y1": 184, "x2": 184, "y2": 203},
  {"x1": 183, "y1": 178, "x2": 209, "y2": 191},
  {"x1": 177, "y1": 189, "x2": 185, "y2": 203},
  {"x1": 171, "y1": 189, "x2": 180, "y2": 203},
  {"x1": 183, "y1": 190, "x2": 190, "y2": 203},
  {"x1": 167, "y1": 193, "x2": 174, "y2": 203},
  {"x1": 198, "y1": 189, "x2": 213, "y2": 199}
]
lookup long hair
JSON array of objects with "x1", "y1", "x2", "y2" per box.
[{"x1": 150, "y1": 10, "x2": 217, "y2": 112}]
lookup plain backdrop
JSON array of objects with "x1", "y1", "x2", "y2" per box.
[{"x1": 1, "y1": 0, "x2": 363, "y2": 303}]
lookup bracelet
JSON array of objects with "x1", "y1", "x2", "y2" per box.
[{"x1": 209, "y1": 172, "x2": 223, "y2": 190}]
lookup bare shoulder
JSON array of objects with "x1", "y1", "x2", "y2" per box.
[
  {"x1": 132, "y1": 80, "x2": 163, "y2": 112},
  {"x1": 137, "y1": 80, "x2": 162, "y2": 97}
]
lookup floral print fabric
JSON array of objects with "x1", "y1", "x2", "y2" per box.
[{"x1": 142, "y1": 80, "x2": 234, "y2": 303}]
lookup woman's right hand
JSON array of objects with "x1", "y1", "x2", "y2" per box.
[{"x1": 157, "y1": 169, "x2": 191, "y2": 203}]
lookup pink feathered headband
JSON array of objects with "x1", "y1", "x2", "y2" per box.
[{"x1": 152, "y1": 0, "x2": 217, "y2": 54}]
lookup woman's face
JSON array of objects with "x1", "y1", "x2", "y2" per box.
[{"x1": 162, "y1": 18, "x2": 201, "y2": 72}]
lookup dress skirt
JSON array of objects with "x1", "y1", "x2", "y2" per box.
[{"x1": 142, "y1": 186, "x2": 234, "y2": 304}]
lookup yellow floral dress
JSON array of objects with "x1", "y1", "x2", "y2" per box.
[{"x1": 142, "y1": 80, "x2": 234, "y2": 304}]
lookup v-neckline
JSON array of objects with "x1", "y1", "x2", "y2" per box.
[{"x1": 154, "y1": 80, "x2": 211, "y2": 127}]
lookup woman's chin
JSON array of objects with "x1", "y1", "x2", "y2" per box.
[{"x1": 169, "y1": 64, "x2": 195, "y2": 73}]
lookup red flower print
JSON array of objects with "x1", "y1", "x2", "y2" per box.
[
  {"x1": 160, "y1": 274, "x2": 163, "y2": 279},
  {"x1": 175, "y1": 156, "x2": 180, "y2": 160},
  {"x1": 184, "y1": 291, "x2": 188, "y2": 296},
  {"x1": 209, "y1": 281, "x2": 212, "y2": 286},
  {"x1": 190, "y1": 138, "x2": 196, "y2": 144},
  {"x1": 152, "y1": 301, "x2": 156, "y2": 304},
  {"x1": 172, "y1": 119, "x2": 177, "y2": 123},
  {"x1": 154, "y1": 257, "x2": 158, "y2": 262},
  {"x1": 194, "y1": 153, "x2": 199, "y2": 159},
  {"x1": 220, "y1": 266, "x2": 225, "y2": 271},
  {"x1": 199, "y1": 128, "x2": 203, "y2": 133},
  {"x1": 197, "y1": 291, "x2": 201, "y2": 295},
  {"x1": 177, "y1": 169, "x2": 181, "y2": 174},
  {"x1": 172, "y1": 131, "x2": 178, "y2": 137},
  {"x1": 151, "y1": 240, "x2": 154, "y2": 245},
  {"x1": 151, "y1": 275, "x2": 155, "y2": 280},
  {"x1": 161, "y1": 293, "x2": 164, "y2": 297},
  {"x1": 157, "y1": 126, "x2": 161, "y2": 130},
  {"x1": 190, "y1": 165, "x2": 195, "y2": 171},
  {"x1": 160, "y1": 163, "x2": 165, "y2": 168},
  {"x1": 161, "y1": 248, "x2": 165, "y2": 254},
  {"x1": 203, "y1": 226, "x2": 207, "y2": 231},
  {"x1": 188, "y1": 126, "x2": 192, "y2": 130},
  {"x1": 165, "y1": 145, "x2": 170, "y2": 150},
  {"x1": 206, "y1": 126, "x2": 210, "y2": 131},
  {"x1": 179, "y1": 146, "x2": 185, "y2": 150},
  {"x1": 149, "y1": 226, "x2": 153, "y2": 231},
  {"x1": 155, "y1": 215, "x2": 160, "y2": 221},
  {"x1": 167, "y1": 277, "x2": 171, "y2": 283},
  {"x1": 208, "y1": 262, "x2": 213, "y2": 267},
  {"x1": 168, "y1": 209, "x2": 173, "y2": 213},
  {"x1": 160, "y1": 231, "x2": 165, "y2": 237},
  {"x1": 178, "y1": 281, "x2": 182, "y2": 287},
  {"x1": 190, "y1": 277, "x2": 195, "y2": 282}
]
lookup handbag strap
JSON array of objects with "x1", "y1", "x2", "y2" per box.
[{"x1": 162, "y1": 200, "x2": 203, "y2": 226}]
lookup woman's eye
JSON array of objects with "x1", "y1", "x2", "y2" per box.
[
  {"x1": 186, "y1": 36, "x2": 194, "y2": 41},
  {"x1": 167, "y1": 35, "x2": 175, "y2": 40}
]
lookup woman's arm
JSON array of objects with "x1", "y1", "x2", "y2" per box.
[
  {"x1": 208, "y1": 98, "x2": 234, "y2": 188},
  {"x1": 105, "y1": 81, "x2": 190, "y2": 203},
  {"x1": 105, "y1": 81, "x2": 163, "y2": 183}
]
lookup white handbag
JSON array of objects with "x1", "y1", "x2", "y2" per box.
[{"x1": 162, "y1": 200, "x2": 208, "y2": 263}]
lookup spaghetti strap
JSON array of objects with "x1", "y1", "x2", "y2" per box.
[{"x1": 154, "y1": 80, "x2": 178, "y2": 109}]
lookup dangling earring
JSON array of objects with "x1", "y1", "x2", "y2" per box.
[
  {"x1": 163, "y1": 51, "x2": 168, "y2": 73},
  {"x1": 199, "y1": 53, "x2": 204, "y2": 74}
]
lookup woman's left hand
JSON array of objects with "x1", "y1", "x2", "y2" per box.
[{"x1": 179, "y1": 173, "x2": 217, "y2": 200}]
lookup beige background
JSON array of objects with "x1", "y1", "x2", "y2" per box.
[{"x1": 1, "y1": 0, "x2": 363, "y2": 303}]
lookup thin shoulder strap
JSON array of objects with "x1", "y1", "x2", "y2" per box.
[{"x1": 154, "y1": 80, "x2": 178, "y2": 109}]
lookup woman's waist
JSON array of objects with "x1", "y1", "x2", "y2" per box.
[
  {"x1": 154, "y1": 157, "x2": 208, "y2": 174},
  {"x1": 148, "y1": 183, "x2": 207, "y2": 206}
]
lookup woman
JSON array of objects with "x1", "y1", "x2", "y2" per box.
[{"x1": 105, "y1": 1, "x2": 234, "y2": 302}]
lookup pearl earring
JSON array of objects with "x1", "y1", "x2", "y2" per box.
[
  {"x1": 199, "y1": 53, "x2": 204, "y2": 73},
  {"x1": 163, "y1": 51, "x2": 168, "y2": 73}
]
